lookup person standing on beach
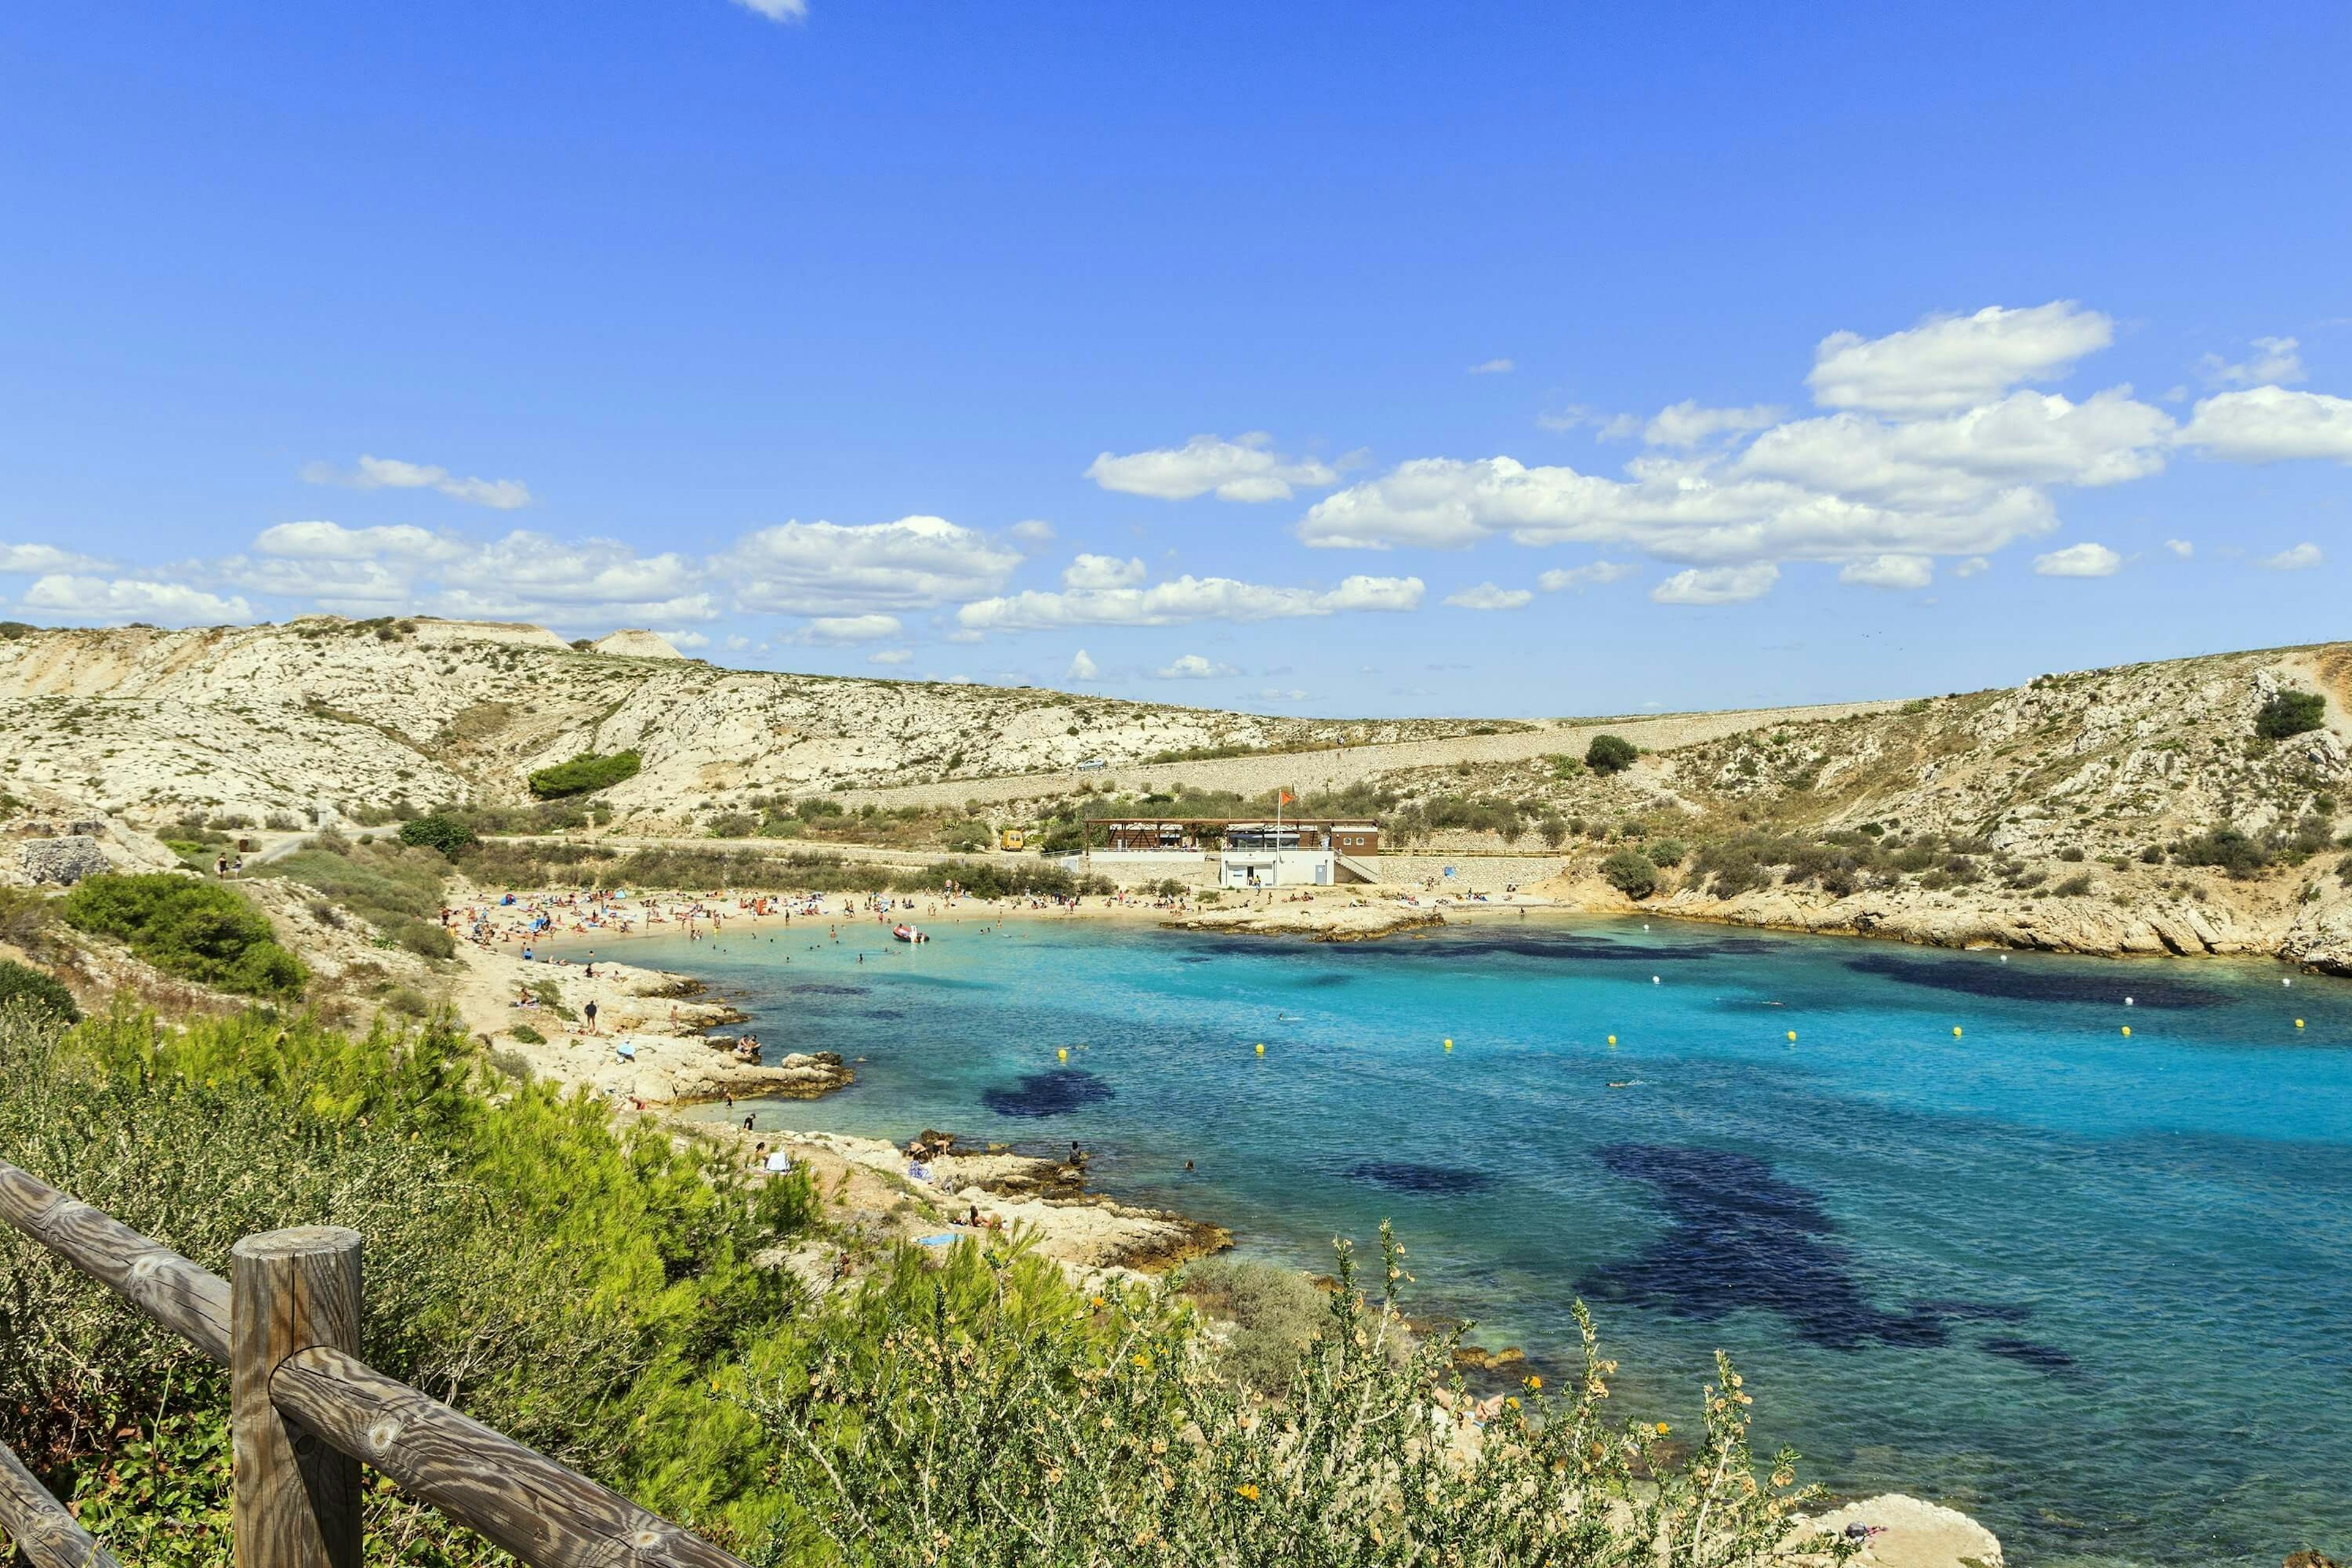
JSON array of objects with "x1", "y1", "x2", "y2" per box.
[{"x1": 583, "y1": 998, "x2": 600, "y2": 1033}]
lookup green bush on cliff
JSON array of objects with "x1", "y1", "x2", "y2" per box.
[
  {"x1": 1584, "y1": 733, "x2": 1639, "y2": 775},
  {"x1": 59, "y1": 874, "x2": 307, "y2": 998},
  {"x1": 0, "y1": 959, "x2": 78, "y2": 1022},
  {"x1": 2254, "y1": 690, "x2": 2326, "y2": 741},
  {"x1": 527, "y1": 750, "x2": 643, "y2": 799},
  {"x1": 1600, "y1": 847, "x2": 1659, "y2": 898},
  {"x1": 398, "y1": 812, "x2": 480, "y2": 856}
]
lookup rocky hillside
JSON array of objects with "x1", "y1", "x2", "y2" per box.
[
  {"x1": 0, "y1": 617, "x2": 1476, "y2": 831},
  {"x1": 1355, "y1": 641, "x2": 2352, "y2": 965}
]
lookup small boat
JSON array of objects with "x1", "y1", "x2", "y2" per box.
[{"x1": 893, "y1": 924, "x2": 920, "y2": 943}]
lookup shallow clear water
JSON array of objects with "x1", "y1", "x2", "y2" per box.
[{"x1": 611, "y1": 911, "x2": 2351, "y2": 1567}]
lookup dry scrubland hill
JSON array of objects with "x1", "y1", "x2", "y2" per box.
[
  {"x1": 7, "y1": 612, "x2": 2351, "y2": 969},
  {"x1": 1356, "y1": 643, "x2": 2352, "y2": 963},
  {"x1": 0, "y1": 616, "x2": 1471, "y2": 827}
]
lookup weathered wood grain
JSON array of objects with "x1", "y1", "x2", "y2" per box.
[
  {"x1": 232, "y1": 1228, "x2": 363, "y2": 1568},
  {"x1": 0, "y1": 1162, "x2": 231, "y2": 1364},
  {"x1": 0, "y1": 1439, "x2": 122, "y2": 1568},
  {"x1": 271, "y1": 1347, "x2": 750, "y2": 1568}
]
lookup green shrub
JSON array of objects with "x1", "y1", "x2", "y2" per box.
[
  {"x1": 1547, "y1": 753, "x2": 1586, "y2": 780},
  {"x1": 2173, "y1": 827, "x2": 2269, "y2": 878},
  {"x1": 1599, "y1": 848, "x2": 1659, "y2": 899},
  {"x1": 1537, "y1": 815, "x2": 1569, "y2": 850},
  {"x1": 60, "y1": 874, "x2": 307, "y2": 998},
  {"x1": 751, "y1": 1229, "x2": 1846, "y2": 1568},
  {"x1": 0, "y1": 959, "x2": 78, "y2": 1022},
  {"x1": 398, "y1": 813, "x2": 480, "y2": 856},
  {"x1": 1584, "y1": 734, "x2": 1638, "y2": 775},
  {"x1": 2053, "y1": 872, "x2": 2095, "y2": 896},
  {"x1": 1645, "y1": 837, "x2": 1687, "y2": 867},
  {"x1": 707, "y1": 813, "x2": 758, "y2": 839},
  {"x1": 508, "y1": 1022, "x2": 546, "y2": 1045},
  {"x1": 1174, "y1": 1257, "x2": 1329, "y2": 1395},
  {"x1": 0, "y1": 1004, "x2": 818, "y2": 1558},
  {"x1": 258, "y1": 840, "x2": 448, "y2": 940},
  {"x1": 2255, "y1": 690, "x2": 2326, "y2": 741},
  {"x1": 527, "y1": 751, "x2": 643, "y2": 799},
  {"x1": 394, "y1": 921, "x2": 457, "y2": 960},
  {"x1": 794, "y1": 797, "x2": 846, "y2": 821},
  {"x1": 939, "y1": 819, "x2": 993, "y2": 854}
]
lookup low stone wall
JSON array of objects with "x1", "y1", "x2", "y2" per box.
[{"x1": 1377, "y1": 853, "x2": 1572, "y2": 893}]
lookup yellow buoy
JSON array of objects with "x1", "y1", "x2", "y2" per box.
[
  {"x1": 1953, "y1": 1026, "x2": 1963, "y2": 1038},
  {"x1": 2121, "y1": 1026, "x2": 2131, "y2": 1036},
  {"x1": 1443, "y1": 1038, "x2": 1453, "y2": 1052},
  {"x1": 1606, "y1": 1034, "x2": 1618, "y2": 1046},
  {"x1": 1057, "y1": 1047, "x2": 1068, "y2": 1061},
  {"x1": 2296, "y1": 1018, "x2": 2305, "y2": 1028},
  {"x1": 1786, "y1": 1030, "x2": 1797, "y2": 1042},
  {"x1": 1254, "y1": 1042, "x2": 1265, "y2": 1056}
]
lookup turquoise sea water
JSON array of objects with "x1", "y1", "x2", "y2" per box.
[{"x1": 611, "y1": 912, "x2": 2350, "y2": 1567}]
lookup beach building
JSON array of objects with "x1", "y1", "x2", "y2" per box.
[{"x1": 1068, "y1": 818, "x2": 1381, "y2": 887}]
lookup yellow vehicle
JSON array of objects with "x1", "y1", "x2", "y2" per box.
[{"x1": 998, "y1": 827, "x2": 1027, "y2": 851}]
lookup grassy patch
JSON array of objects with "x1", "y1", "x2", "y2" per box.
[
  {"x1": 527, "y1": 750, "x2": 643, "y2": 799},
  {"x1": 59, "y1": 875, "x2": 307, "y2": 998}
]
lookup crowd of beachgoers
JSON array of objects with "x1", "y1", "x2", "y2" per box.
[{"x1": 433, "y1": 882, "x2": 1207, "y2": 956}]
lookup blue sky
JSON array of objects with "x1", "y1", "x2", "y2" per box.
[{"x1": 2, "y1": 2, "x2": 2348, "y2": 717}]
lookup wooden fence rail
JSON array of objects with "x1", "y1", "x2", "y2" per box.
[
  {"x1": 0, "y1": 1161, "x2": 749, "y2": 1568},
  {"x1": 0, "y1": 1438, "x2": 121, "y2": 1568}
]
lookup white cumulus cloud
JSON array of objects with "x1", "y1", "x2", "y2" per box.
[
  {"x1": 957, "y1": 572, "x2": 1422, "y2": 631},
  {"x1": 1065, "y1": 649, "x2": 1099, "y2": 681},
  {"x1": 23, "y1": 575, "x2": 253, "y2": 625},
  {"x1": 1838, "y1": 554, "x2": 1935, "y2": 590},
  {"x1": 2165, "y1": 538, "x2": 2194, "y2": 558},
  {"x1": 304, "y1": 454, "x2": 532, "y2": 510},
  {"x1": 1806, "y1": 302, "x2": 2113, "y2": 415},
  {"x1": 806, "y1": 614, "x2": 902, "y2": 643},
  {"x1": 1537, "y1": 560, "x2": 1637, "y2": 591},
  {"x1": 731, "y1": 0, "x2": 808, "y2": 21},
  {"x1": 1062, "y1": 554, "x2": 1147, "y2": 590},
  {"x1": 1443, "y1": 582, "x2": 1534, "y2": 611},
  {"x1": 867, "y1": 648, "x2": 914, "y2": 665},
  {"x1": 2177, "y1": 388, "x2": 2352, "y2": 464},
  {"x1": 1469, "y1": 358, "x2": 1515, "y2": 375},
  {"x1": 1651, "y1": 564, "x2": 1779, "y2": 605},
  {"x1": 0, "y1": 543, "x2": 111, "y2": 574},
  {"x1": 1644, "y1": 401, "x2": 1785, "y2": 447},
  {"x1": 723, "y1": 516, "x2": 1022, "y2": 614},
  {"x1": 1156, "y1": 654, "x2": 1237, "y2": 679},
  {"x1": 1085, "y1": 433, "x2": 1339, "y2": 502},
  {"x1": 2032, "y1": 542, "x2": 2122, "y2": 578},
  {"x1": 2260, "y1": 543, "x2": 2323, "y2": 571},
  {"x1": 2201, "y1": 336, "x2": 2305, "y2": 388},
  {"x1": 1009, "y1": 519, "x2": 1057, "y2": 544}
]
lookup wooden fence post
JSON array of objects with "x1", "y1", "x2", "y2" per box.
[{"x1": 232, "y1": 1227, "x2": 363, "y2": 1568}]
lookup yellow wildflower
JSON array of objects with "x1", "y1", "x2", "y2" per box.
[
  {"x1": 1525, "y1": 1374, "x2": 1542, "y2": 1390},
  {"x1": 1654, "y1": 1422, "x2": 1671, "y2": 1436},
  {"x1": 1235, "y1": 1483, "x2": 1260, "y2": 1502}
]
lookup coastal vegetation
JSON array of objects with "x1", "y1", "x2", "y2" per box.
[
  {"x1": 0, "y1": 957, "x2": 78, "y2": 1022},
  {"x1": 58, "y1": 873, "x2": 307, "y2": 998},
  {"x1": 2256, "y1": 690, "x2": 2327, "y2": 740},
  {"x1": 0, "y1": 998, "x2": 1849, "y2": 1568},
  {"x1": 527, "y1": 749, "x2": 644, "y2": 799},
  {"x1": 1585, "y1": 733, "x2": 1640, "y2": 775}
]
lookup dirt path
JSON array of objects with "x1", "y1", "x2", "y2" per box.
[{"x1": 829, "y1": 699, "x2": 1901, "y2": 810}]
